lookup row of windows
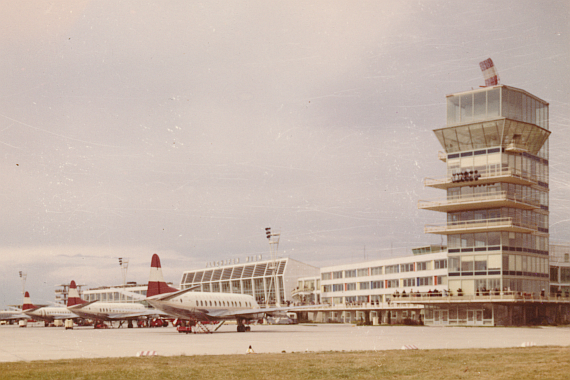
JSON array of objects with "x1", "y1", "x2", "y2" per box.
[
  {"x1": 446, "y1": 150, "x2": 549, "y2": 185},
  {"x1": 446, "y1": 87, "x2": 549, "y2": 129},
  {"x1": 84, "y1": 290, "x2": 147, "y2": 302},
  {"x1": 322, "y1": 276, "x2": 447, "y2": 292},
  {"x1": 447, "y1": 208, "x2": 549, "y2": 231},
  {"x1": 447, "y1": 232, "x2": 548, "y2": 253},
  {"x1": 447, "y1": 183, "x2": 547, "y2": 209},
  {"x1": 192, "y1": 298, "x2": 252, "y2": 308},
  {"x1": 322, "y1": 260, "x2": 447, "y2": 280},
  {"x1": 448, "y1": 255, "x2": 549, "y2": 275}
]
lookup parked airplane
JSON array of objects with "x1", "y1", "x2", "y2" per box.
[
  {"x1": 0, "y1": 292, "x2": 36, "y2": 323},
  {"x1": 67, "y1": 280, "x2": 168, "y2": 328},
  {"x1": 145, "y1": 253, "x2": 315, "y2": 333},
  {"x1": 23, "y1": 290, "x2": 80, "y2": 325}
]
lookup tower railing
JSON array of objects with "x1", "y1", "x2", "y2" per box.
[
  {"x1": 418, "y1": 191, "x2": 540, "y2": 209},
  {"x1": 424, "y1": 217, "x2": 538, "y2": 234},
  {"x1": 424, "y1": 167, "x2": 545, "y2": 188}
]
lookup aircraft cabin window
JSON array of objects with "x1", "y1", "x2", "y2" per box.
[{"x1": 214, "y1": 301, "x2": 217, "y2": 306}]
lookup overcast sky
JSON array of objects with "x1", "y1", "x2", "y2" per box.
[{"x1": 1, "y1": 1, "x2": 568, "y2": 307}]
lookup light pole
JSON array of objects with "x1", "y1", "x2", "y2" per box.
[
  {"x1": 19, "y1": 271, "x2": 27, "y2": 298},
  {"x1": 265, "y1": 227, "x2": 281, "y2": 306},
  {"x1": 118, "y1": 258, "x2": 129, "y2": 285}
]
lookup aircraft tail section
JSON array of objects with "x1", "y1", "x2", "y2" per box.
[
  {"x1": 22, "y1": 291, "x2": 37, "y2": 310},
  {"x1": 147, "y1": 253, "x2": 178, "y2": 297},
  {"x1": 67, "y1": 280, "x2": 88, "y2": 307}
]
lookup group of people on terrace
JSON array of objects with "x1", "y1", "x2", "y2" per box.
[{"x1": 392, "y1": 289, "x2": 448, "y2": 298}]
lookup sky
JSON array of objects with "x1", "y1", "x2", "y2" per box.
[{"x1": 0, "y1": 0, "x2": 568, "y2": 307}]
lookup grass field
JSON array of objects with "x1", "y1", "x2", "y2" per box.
[{"x1": 0, "y1": 347, "x2": 568, "y2": 380}]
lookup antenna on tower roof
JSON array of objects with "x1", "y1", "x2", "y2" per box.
[{"x1": 479, "y1": 58, "x2": 500, "y2": 86}]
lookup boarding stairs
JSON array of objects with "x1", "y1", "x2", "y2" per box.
[{"x1": 194, "y1": 321, "x2": 225, "y2": 334}]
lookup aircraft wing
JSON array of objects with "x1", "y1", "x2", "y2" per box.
[
  {"x1": 147, "y1": 302, "x2": 197, "y2": 320},
  {"x1": 0, "y1": 313, "x2": 28, "y2": 321}
]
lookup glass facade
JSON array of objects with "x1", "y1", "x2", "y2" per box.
[
  {"x1": 428, "y1": 85, "x2": 550, "y2": 295},
  {"x1": 180, "y1": 258, "x2": 290, "y2": 305}
]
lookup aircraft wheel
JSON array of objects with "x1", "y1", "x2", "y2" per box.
[
  {"x1": 245, "y1": 326, "x2": 251, "y2": 332},
  {"x1": 237, "y1": 325, "x2": 245, "y2": 332}
]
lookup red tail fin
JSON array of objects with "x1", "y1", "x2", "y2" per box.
[
  {"x1": 147, "y1": 254, "x2": 178, "y2": 297},
  {"x1": 22, "y1": 291, "x2": 37, "y2": 310},
  {"x1": 67, "y1": 280, "x2": 88, "y2": 307}
]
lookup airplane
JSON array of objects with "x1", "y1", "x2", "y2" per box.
[
  {"x1": 145, "y1": 253, "x2": 317, "y2": 333},
  {"x1": 67, "y1": 280, "x2": 169, "y2": 328},
  {"x1": 23, "y1": 288, "x2": 82, "y2": 325},
  {"x1": 0, "y1": 292, "x2": 36, "y2": 323}
]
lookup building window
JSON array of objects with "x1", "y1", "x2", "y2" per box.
[
  {"x1": 449, "y1": 257, "x2": 460, "y2": 272},
  {"x1": 402, "y1": 278, "x2": 415, "y2": 287},
  {"x1": 332, "y1": 284, "x2": 344, "y2": 292},
  {"x1": 475, "y1": 258, "x2": 487, "y2": 271},
  {"x1": 385, "y1": 265, "x2": 399, "y2": 274},
  {"x1": 400, "y1": 263, "x2": 414, "y2": 272},
  {"x1": 416, "y1": 261, "x2": 430, "y2": 271},
  {"x1": 323, "y1": 285, "x2": 331, "y2": 293},
  {"x1": 346, "y1": 283, "x2": 356, "y2": 291},
  {"x1": 371, "y1": 266, "x2": 383, "y2": 275},
  {"x1": 321, "y1": 272, "x2": 331, "y2": 281},
  {"x1": 386, "y1": 279, "x2": 399, "y2": 288},
  {"x1": 359, "y1": 282, "x2": 370, "y2": 290},
  {"x1": 345, "y1": 270, "x2": 356, "y2": 278},
  {"x1": 371, "y1": 281, "x2": 383, "y2": 289},
  {"x1": 434, "y1": 259, "x2": 447, "y2": 269},
  {"x1": 417, "y1": 276, "x2": 433, "y2": 286},
  {"x1": 332, "y1": 271, "x2": 343, "y2": 279},
  {"x1": 357, "y1": 268, "x2": 369, "y2": 277}
]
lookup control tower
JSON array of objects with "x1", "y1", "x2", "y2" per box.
[{"x1": 420, "y1": 85, "x2": 550, "y2": 296}]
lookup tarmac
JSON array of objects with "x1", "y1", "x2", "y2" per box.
[{"x1": 1, "y1": 323, "x2": 569, "y2": 362}]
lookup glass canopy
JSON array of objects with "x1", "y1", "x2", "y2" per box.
[{"x1": 434, "y1": 118, "x2": 550, "y2": 154}]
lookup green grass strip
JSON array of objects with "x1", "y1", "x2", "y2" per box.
[{"x1": 0, "y1": 347, "x2": 568, "y2": 380}]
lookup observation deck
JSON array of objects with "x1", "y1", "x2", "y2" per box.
[
  {"x1": 424, "y1": 217, "x2": 538, "y2": 235},
  {"x1": 418, "y1": 191, "x2": 540, "y2": 212},
  {"x1": 424, "y1": 168, "x2": 545, "y2": 190}
]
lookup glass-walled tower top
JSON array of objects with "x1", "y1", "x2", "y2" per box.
[{"x1": 434, "y1": 85, "x2": 549, "y2": 158}]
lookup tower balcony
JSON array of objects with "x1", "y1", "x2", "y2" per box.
[
  {"x1": 418, "y1": 191, "x2": 539, "y2": 213},
  {"x1": 424, "y1": 168, "x2": 544, "y2": 190},
  {"x1": 424, "y1": 217, "x2": 537, "y2": 235}
]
